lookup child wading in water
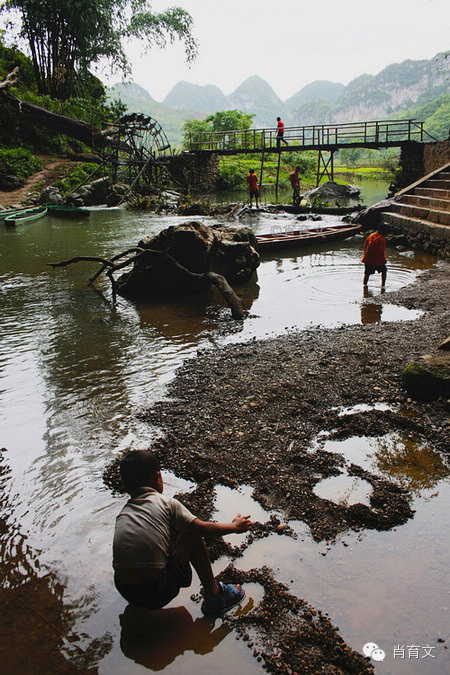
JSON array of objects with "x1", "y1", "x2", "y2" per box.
[
  {"x1": 113, "y1": 449, "x2": 253, "y2": 614},
  {"x1": 361, "y1": 221, "x2": 390, "y2": 287},
  {"x1": 245, "y1": 168, "x2": 259, "y2": 208}
]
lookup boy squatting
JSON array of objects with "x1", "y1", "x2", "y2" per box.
[{"x1": 113, "y1": 449, "x2": 254, "y2": 615}]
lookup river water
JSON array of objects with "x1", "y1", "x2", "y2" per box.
[{"x1": 1, "y1": 193, "x2": 449, "y2": 673}]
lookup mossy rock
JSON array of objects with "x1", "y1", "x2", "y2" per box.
[{"x1": 402, "y1": 354, "x2": 450, "y2": 400}]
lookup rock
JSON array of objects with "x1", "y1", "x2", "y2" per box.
[
  {"x1": 402, "y1": 353, "x2": 450, "y2": 400},
  {"x1": 64, "y1": 192, "x2": 85, "y2": 207},
  {"x1": 0, "y1": 174, "x2": 24, "y2": 191},
  {"x1": 67, "y1": 176, "x2": 113, "y2": 206},
  {"x1": 39, "y1": 186, "x2": 63, "y2": 205},
  {"x1": 179, "y1": 202, "x2": 209, "y2": 216},
  {"x1": 354, "y1": 199, "x2": 394, "y2": 230},
  {"x1": 304, "y1": 180, "x2": 361, "y2": 202},
  {"x1": 117, "y1": 221, "x2": 259, "y2": 299}
]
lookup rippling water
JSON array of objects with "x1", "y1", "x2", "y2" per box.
[{"x1": 1, "y1": 206, "x2": 447, "y2": 674}]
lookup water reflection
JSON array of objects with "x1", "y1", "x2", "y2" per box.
[
  {"x1": 119, "y1": 605, "x2": 231, "y2": 671},
  {"x1": 373, "y1": 433, "x2": 450, "y2": 493},
  {"x1": 319, "y1": 432, "x2": 450, "y2": 494},
  {"x1": 313, "y1": 474, "x2": 372, "y2": 506},
  {"x1": 360, "y1": 286, "x2": 383, "y2": 324}
]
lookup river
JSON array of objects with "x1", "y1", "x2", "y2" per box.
[{"x1": 0, "y1": 192, "x2": 449, "y2": 673}]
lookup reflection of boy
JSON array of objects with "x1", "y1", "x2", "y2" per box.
[
  {"x1": 361, "y1": 222, "x2": 390, "y2": 286},
  {"x1": 290, "y1": 166, "x2": 301, "y2": 205},
  {"x1": 245, "y1": 168, "x2": 259, "y2": 208},
  {"x1": 113, "y1": 450, "x2": 252, "y2": 615}
]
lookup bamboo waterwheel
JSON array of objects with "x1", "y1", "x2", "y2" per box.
[{"x1": 103, "y1": 113, "x2": 172, "y2": 192}]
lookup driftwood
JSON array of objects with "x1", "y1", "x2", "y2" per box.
[{"x1": 48, "y1": 247, "x2": 245, "y2": 320}]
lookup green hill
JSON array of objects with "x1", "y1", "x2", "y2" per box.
[{"x1": 107, "y1": 51, "x2": 450, "y2": 144}]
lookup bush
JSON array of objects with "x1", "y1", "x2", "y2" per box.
[
  {"x1": 283, "y1": 151, "x2": 316, "y2": 177},
  {"x1": 0, "y1": 148, "x2": 42, "y2": 181},
  {"x1": 53, "y1": 163, "x2": 106, "y2": 195},
  {"x1": 217, "y1": 162, "x2": 248, "y2": 190}
]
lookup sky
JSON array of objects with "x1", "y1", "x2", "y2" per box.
[{"x1": 99, "y1": 0, "x2": 450, "y2": 103}]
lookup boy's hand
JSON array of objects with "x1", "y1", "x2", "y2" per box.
[{"x1": 232, "y1": 513, "x2": 253, "y2": 532}]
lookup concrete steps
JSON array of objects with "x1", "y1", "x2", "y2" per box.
[{"x1": 383, "y1": 163, "x2": 450, "y2": 236}]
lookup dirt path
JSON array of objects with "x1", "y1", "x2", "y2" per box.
[{"x1": 0, "y1": 158, "x2": 77, "y2": 207}]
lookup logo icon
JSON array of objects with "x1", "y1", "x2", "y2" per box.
[{"x1": 363, "y1": 642, "x2": 385, "y2": 662}]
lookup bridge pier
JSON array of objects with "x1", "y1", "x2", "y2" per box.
[
  {"x1": 316, "y1": 150, "x2": 335, "y2": 186},
  {"x1": 167, "y1": 153, "x2": 220, "y2": 193},
  {"x1": 396, "y1": 141, "x2": 450, "y2": 191}
]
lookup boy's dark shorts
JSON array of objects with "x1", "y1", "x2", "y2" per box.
[
  {"x1": 365, "y1": 263, "x2": 387, "y2": 275},
  {"x1": 114, "y1": 555, "x2": 192, "y2": 609},
  {"x1": 249, "y1": 189, "x2": 259, "y2": 198}
]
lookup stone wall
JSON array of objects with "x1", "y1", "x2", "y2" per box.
[
  {"x1": 167, "y1": 153, "x2": 220, "y2": 194},
  {"x1": 423, "y1": 141, "x2": 450, "y2": 175},
  {"x1": 397, "y1": 142, "x2": 424, "y2": 189},
  {"x1": 397, "y1": 141, "x2": 450, "y2": 189}
]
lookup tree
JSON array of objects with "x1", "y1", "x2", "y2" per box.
[
  {"x1": 0, "y1": 0, "x2": 197, "y2": 99},
  {"x1": 181, "y1": 118, "x2": 210, "y2": 150},
  {"x1": 182, "y1": 110, "x2": 255, "y2": 150},
  {"x1": 205, "y1": 110, "x2": 254, "y2": 133},
  {"x1": 339, "y1": 148, "x2": 361, "y2": 167}
]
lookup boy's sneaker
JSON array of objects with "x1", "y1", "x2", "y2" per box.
[{"x1": 201, "y1": 581, "x2": 245, "y2": 615}]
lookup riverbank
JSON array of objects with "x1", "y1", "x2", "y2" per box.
[{"x1": 106, "y1": 260, "x2": 449, "y2": 673}]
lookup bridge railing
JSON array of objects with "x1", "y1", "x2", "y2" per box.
[{"x1": 187, "y1": 119, "x2": 426, "y2": 152}]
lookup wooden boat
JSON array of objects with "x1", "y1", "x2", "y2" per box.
[
  {"x1": 256, "y1": 223, "x2": 362, "y2": 252},
  {"x1": 46, "y1": 203, "x2": 90, "y2": 218},
  {"x1": 4, "y1": 205, "x2": 48, "y2": 226},
  {"x1": 0, "y1": 206, "x2": 32, "y2": 221}
]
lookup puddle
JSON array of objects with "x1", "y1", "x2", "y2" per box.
[
  {"x1": 313, "y1": 474, "x2": 372, "y2": 506},
  {"x1": 162, "y1": 470, "x2": 196, "y2": 496},
  {"x1": 213, "y1": 484, "x2": 283, "y2": 545},
  {"x1": 332, "y1": 402, "x2": 393, "y2": 416},
  {"x1": 315, "y1": 431, "x2": 450, "y2": 494}
]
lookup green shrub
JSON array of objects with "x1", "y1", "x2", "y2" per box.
[
  {"x1": 0, "y1": 148, "x2": 42, "y2": 181},
  {"x1": 53, "y1": 163, "x2": 106, "y2": 195},
  {"x1": 217, "y1": 163, "x2": 244, "y2": 190}
]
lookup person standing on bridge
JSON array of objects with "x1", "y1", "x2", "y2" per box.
[
  {"x1": 276, "y1": 117, "x2": 289, "y2": 148},
  {"x1": 245, "y1": 168, "x2": 260, "y2": 208},
  {"x1": 290, "y1": 166, "x2": 302, "y2": 206},
  {"x1": 361, "y1": 221, "x2": 390, "y2": 287}
]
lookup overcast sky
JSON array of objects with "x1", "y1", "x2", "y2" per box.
[{"x1": 101, "y1": 0, "x2": 449, "y2": 102}]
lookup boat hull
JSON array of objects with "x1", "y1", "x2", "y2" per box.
[
  {"x1": 46, "y1": 204, "x2": 90, "y2": 218},
  {"x1": 4, "y1": 206, "x2": 48, "y2": 226},
  {"x1": 256, "y1": 224, "x2": 362, "y2": 252}
]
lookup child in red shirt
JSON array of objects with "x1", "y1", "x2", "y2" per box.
[
  {"x1": 245, "y1": 168, "x2": 259, "y2": 208},
  {"x1": 361, "y1": 222, "x2": 390, "y2": 286}
]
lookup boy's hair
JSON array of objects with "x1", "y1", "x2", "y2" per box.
[
  {"x1": 120, "y1": 449, "x2": 160, "y2": 491},
  {"x1": 377, "y1": 221, "x2": 390, "y2": 235},
  {"x1": 249, "y1": 168, "x2": 254, "y2": 173}
]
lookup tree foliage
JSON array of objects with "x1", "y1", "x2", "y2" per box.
[
  {"x1": 0, "y1": 0, "x2": 197, "y2": 99},
  {"x1": 205, "y1": 110, "x2": 254, "y2": 132},
  {"x1": 182, "y1": 110, "x2": 254, "y2": 149},
  {"x1": 181, "y1": 117, "x2": 210, "y2": 150}
]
